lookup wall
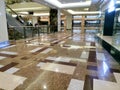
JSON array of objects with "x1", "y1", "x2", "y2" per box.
[{"x1": 0, "y1": 0, "x2": 9, "y2": 48}]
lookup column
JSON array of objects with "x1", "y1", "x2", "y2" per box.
[
  {"x1": 81, "y1": 15, "x2": 85, "y2": 34},
  {"x1": 0, "y1": 0, "x2": 9, "y2": 48},
  {"x1": 49, "y1": 9, "x2": 58, "y2": 32},
  {"x1": 57, "y1": 9, "x2": 61, "y2": 32},
  {"x1": 66, "y1": 15, "x2": 72, "y2": 30},
  {"x1": 103, "y1": 10, "x2": 115, "y2": 36}
]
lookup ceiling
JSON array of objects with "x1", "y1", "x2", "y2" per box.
[
  {"x1": 6, "y1": 0, "x2": 112, "y2": 15},
  {"x1": 58, "y1": 0, "x2": 87, "y2": 4}
]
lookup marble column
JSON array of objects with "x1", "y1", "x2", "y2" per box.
[{"x1": 0, "y1": 0, "x2": 9, "y2": 48}]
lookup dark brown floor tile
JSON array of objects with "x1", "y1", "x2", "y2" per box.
[
  {"x1": 88, "y1": 51, "x2": 97, "y2": 63},
  {"x1": 110, "y1": 68, "x2": 120, "y2": 73},
  {"x1": 91, "y1": 42, "x2": 95, "y2": 46},
  {"x1": 0, "y1": 62, "x2": 18, "y2": 72},
  {"x1": 72, "y1": 63, "x2": 87, "y2": 80},
  {"x1": 87, "y1": 65, "x2": 98, "y2": 71},
  {"x1": 62, "y1": 44, "x2": 71, "y2": 47},
  {"x1": 42, "y1": 59, "x2": 77, "y2": 66},
  {"x1": 0, "y1": 53, "x2": 17, "y2": 58},
  {"x1": 83, "y1": 75, "x2": 98, "y2": 90},
  {"x1": 33, "y1": 47, "x2": 48, "y2": 55},
  {"x1": 21, "y1": 57, "x2": 29, "y2": 60}
]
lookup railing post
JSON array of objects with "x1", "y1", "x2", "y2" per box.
[{"x1": 23, "y1": 27, "x2": 26, "y2": 39}]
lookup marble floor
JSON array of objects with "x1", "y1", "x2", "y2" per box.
[{"x1": 0, "y1": 32, "x2": 120, "y2": 90}]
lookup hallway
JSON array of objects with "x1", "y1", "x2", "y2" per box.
[{"x1": 0, "y1": 32, "x2": 120, "y2": 90}]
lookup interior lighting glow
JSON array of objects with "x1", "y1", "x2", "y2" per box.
[
  {"x1": 67, "y1": 9, "x2": 101, "y2": 15},
  {"x1": 45, "y1": 0, "x2": 91, "y2": 8}
]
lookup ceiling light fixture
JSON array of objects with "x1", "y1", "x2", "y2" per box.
[
  {"x1": 67, "y1": 9, "x2": 101, "y2": 15},
  {"x1": 33, "y1": 13, "x2": 49, "y2": 16},
  {"x1": 45, "y1": 0, "x2": 91, "y2": 8}
]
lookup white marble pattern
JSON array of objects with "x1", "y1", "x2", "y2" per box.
[
  {"x1": 4, "y1": 67, "x2": 20, "y2": 74},
  {"x1": 0, "y1": 65, "x2": 4, "y2": 68},
  {"x1": 46, "y1": 56, "x2": 71, "y2": 63},
  {"x1": 0, "y1": 72, "x2": 27, "y2": 90},
  {"x1": 46, "y1": 56, "x2": 87, "y2": 63},
  {"x1": 39, "y1": 62, "x2": 75, "y2": 75},
  {"x1": 0, "y1": 51, "x2": 18, "y2": 55},
  {"x1": 51, "y1": 40, "x2": 59, "y2": 43},
  {"x1": 96, "y1": 53, "x2": 106, "y2": 61},
  {"x1": 68, "y1": 45, "x2": 82, "y2": 49},
  {"x1": 96, "y1": 43, "x2": 102, "y2": 48},
  {"x1": 80, "y1": 51, "x2": 89, "y2": 59},
  {"x1": 68, "y1": 37, "x2": 72, "y2": 39},
  {"x1": 93, "y1": 79, "x2": 120, "y2": 90},
  {"x1": 37, "y1": 62, "x2": 46, "y2": 67},
  {"x1": 41, "y1": 48, "x2": 53, "y2": 54},
  {"x1": 56, "y1": 56, "x2": 71, "y2": 62},
  {"x1": 27, "y1": 42, "x2": 39, "y2": 46},
  {"x1": 0, "y1": 56, "x2": 6, "y2": 60},
  {"x1": 29, "y1": 47, "x2": 42, "y2": 53},
  {"x1": 84, "y1": 46, "x2": 96, "y2": 49},
  {"x1": 67, "y1": 79, "x2": 84, "y2": 90},
  {"x1": 59, "y1": 41, "x2": 66, "y2": 44},
  {"x1": 2, "y1": 45, "x2": 16, "y2": 49},
  {"x1": 114, "y1": 73, "x2": 120, "y2": 84},
  {"x1": 71, "y1": 58, "x2": 87, "y2": 63},
  {"x1": 46, "y1": 56, "x2": 57, "y2": 61}
]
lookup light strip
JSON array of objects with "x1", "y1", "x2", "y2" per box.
[
  {"x1": 18, "y1": 12, "x2": 28, "y2": 14},
  {"x1": 67, "y1": 9, "x2": 101, "y2": 15},
  {"x1": 8, "y1": 7, "x2": 45, "y2": 11},
  {"x1": 45, "y1": 0, "x2": 91, "y2": 8},
  {"x1": 33, "y1": 13, "x2": 49, "y2": 16}
]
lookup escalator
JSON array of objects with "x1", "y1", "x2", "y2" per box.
[{"x1": 6, "y1": 5, "x2": 33, "y2": 39}]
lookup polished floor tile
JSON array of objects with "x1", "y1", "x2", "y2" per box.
[
  {"x1": 68, "y1": 45, "x2": 82, "y2": 50},
  {"x1": 0, "y1": 51, "x2": 18, "y2": 55},
  {"x1": 41, "y1": 48, "x2": 53, "y2": 54},
  {"x1": 67, "y1": 79, "x2": 84, "y2": 90},
  {"x1": 4, "y1": 67, "x2": 20, "y2": 74},
  {"x1": 29, "y1": 47, "x2": 43, "y2": 53},
  {"x1": 114, "y1": 73, "x2": 120, "y2": 84},
  {"x1": 93, "y1": 79, "x2": 120, "y2": 90},
  {"x1": 0, "y1": 72, "x2": 27, "y2": 90},
  {"x1": 96, "y1": 53, "x2": 106, "y2": 61},
  {"x1": 59, "y1": 41, "x2": 66, "y2": 44},
  {"x1": 0, "y1": 56, "x2": 6, "y2": 60},
  {"x1": 61, "y1": 44, "x2": 83, "y2": 49},
  {"x1": 2, "y1": 45, "x2": 16, "y2": 49},
  {"x1": 80, "y1": 51, "x2": 89, "y2": 59},
  {"x1": 0, "y1": 62, "x2": 18, "y2": 72},
  {"x1": 0, "y1": 65, "x2": 4, "y2": 68},
  {"x1": 0, "y1": 32, "x2": 119, "y2": 90},
  {"x1": 38, "y1": 62, "x2": 76, "y2": 75},
  {"x1": 46, "y1": 56, "x2": 71, "y2": 63},
  {"x1": 36, "y1": 62, "x2": 46, "y2": 67}
]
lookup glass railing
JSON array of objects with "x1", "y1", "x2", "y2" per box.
[{"x1": 8, "y1": 25, "x2": 51, "y2": 41}]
